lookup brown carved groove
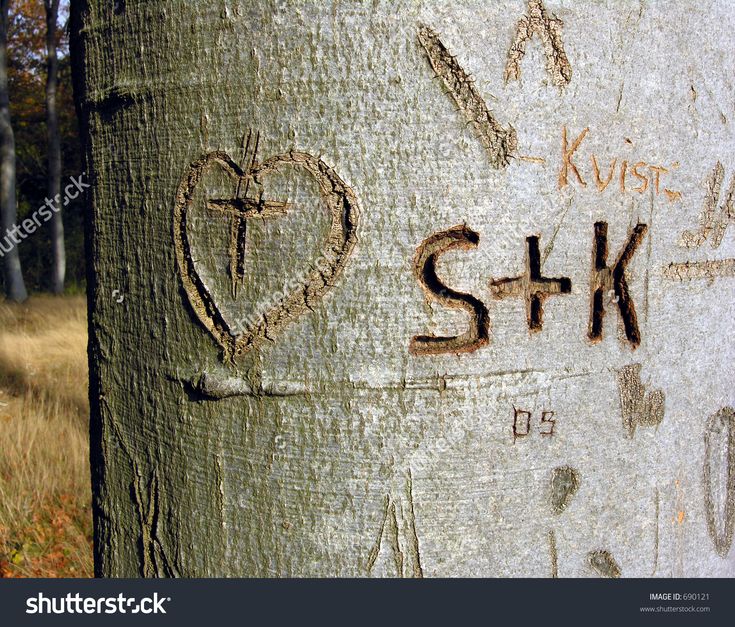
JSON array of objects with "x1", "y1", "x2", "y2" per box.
[
  {"x1": 588, "y1": 221, "x2": 647, "y2": 348},
  {"x1": 417, "y1": 25, "x2": 517, "y2": 169},
  {"x1": 173, "y1": 150, "x2": 359, "y2": 362},
  {"x1": 410, "y1": 225, "x2": 490, "y2": 356},
  {"x1": 505, "y1": 0, "x2": 572, "y2": 88},
  {"x1": 490, "y1": 235, "x2": 571, "y2": 332}
]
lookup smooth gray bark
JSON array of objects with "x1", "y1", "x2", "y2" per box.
[
  {"x1": 0, "y1": 0, "x2": 27, "y2": 303},
  {"x1": 46, "y1": 0, "x2": 65, "y2": 294},
  {"x1": 72, "y1": 0, "x2": 735, "y2": 577}
]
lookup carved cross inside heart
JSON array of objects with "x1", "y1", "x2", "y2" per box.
[{"x1": 173, "y1": 139, "x2": 359, "y2": 362}]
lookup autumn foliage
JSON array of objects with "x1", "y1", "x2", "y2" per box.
[{"x1": 4, "y1": 0, "x2": 84, "y2": 293}]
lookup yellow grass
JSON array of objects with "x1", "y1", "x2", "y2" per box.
[{"x1": 0, "y1": 295, "x2": 92, "y2": 577}]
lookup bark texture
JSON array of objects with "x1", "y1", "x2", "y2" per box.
[
  {"x1": 72, "y1": 0, "x2": 735, "y2": 577},
  {"x1": 0, "y1": 0, "x2": 27, "y2": 302},
  {"x1": 46, "y1": 0, "x2": 65, "y2": 294}
]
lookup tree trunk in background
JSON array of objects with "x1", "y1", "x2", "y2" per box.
[
  {"x1": 0, "y1": 0, "x2": 27, "y2": 303},
  {"x1": 46, "y1": 0, "x2": 64, "y2": 294},
  {"x1": 71, "y1": 0, "x2": 735, "y2": 577}
]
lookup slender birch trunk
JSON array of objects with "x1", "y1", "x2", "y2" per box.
[
  {"x1": 0, "y1": 0, "x2": 27, "y2": 303},
  {"x1": 46, "y1": 0, "x2": 65, "y2": 294},
  {"x1": 71, "y1": 0, "x2": 735, "y2": 577}
]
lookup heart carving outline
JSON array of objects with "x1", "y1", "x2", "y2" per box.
[{"x1": 174, "y1": 149, "x2": 359, "y2": 362}]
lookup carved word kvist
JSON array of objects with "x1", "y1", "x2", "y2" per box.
[
  {"x1": 411, "y1": 222, "x2": 648, "y2": 355},
  {"x1": 558, "y1": 127, "x2": 682, "y2": 202}
]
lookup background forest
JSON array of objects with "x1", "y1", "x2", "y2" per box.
[
  {"x1": 0, "y1": 0, "x2": 91, "y2": 578},
  {"x1": 2, "y1": 0, "x2": 84, "y2": 293}
]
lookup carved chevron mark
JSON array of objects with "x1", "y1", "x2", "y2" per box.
[
  {"x1": 505, "y1": 0, "x2": 572, "y2": 88},
  {"x1": 367, "y1": 471, "x2": 424, "y2": 578},
  {"x1": 417, "y1": 24, "x2": 517, "y2": 168},
  {"x1": 174, "y1": 149, "x2": 359, "y2": 362}
]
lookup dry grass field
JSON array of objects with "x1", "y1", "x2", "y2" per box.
[{"x1": 0, "y1": 296, "x2": 92, "y2": 577}]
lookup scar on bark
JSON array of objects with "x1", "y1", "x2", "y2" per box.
[
  {"x1": 703, "y1": 407, "x2": 735, "y2": 557},
  {"x1": 410, "y1": 225, "x2": 490, "y2": 355},
  {"x1": 173, "y1": 150, "x2": 359, "y2": 363},
  {"x1": 651, "y1": 488, "x2": 659, "y2": 576},
  {"x1": 681, "y1": 161, "x2": 735, "y2": 249},
  {"x1": 550, "y1": 466, "x2": 580, "y2": 514},
  {"x1": 617, "y1": 364, "x2": 664, "y2": 438},
  {"x1": 186, "y1": 372, "x2": 308, "y2": 400},
  {"x1": 587, "y1": 550, "x2": 621, "y2": 578},
  {"x1": 588, "y1": 222, "x2": 647, "y2": 348},
  {"x1": 548, "y1": 530, "x2": 558, "y2": 577},
  {"x1": 663, "y1": 258, "x2": 735, "y2": 281},
  {"x1": 367, "y1": 470, "x2": 424, "y2": 578},
  {"x1": 417, "y1": 24, "x2": 517, "y2": 168},
  {"x1": 505, "y1": 0, "x2": 572, "y2": 88}
]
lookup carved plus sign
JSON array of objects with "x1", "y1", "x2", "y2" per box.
[
  {"x1": 205, "y1": 131, "x2": 290, "y2": 297},
  {"x1": 206, "y1": 190, "x2": 290, "y2": 297},
  {"x1": 490, "y1": 235, "x2": 571, "y2": 331}
]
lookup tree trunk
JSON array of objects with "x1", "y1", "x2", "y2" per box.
[
  {"x1": 71, "y1": 0, "x2": 735, "y2": 577},
  {"x1": 46, "y1": 0, "x2": 65, "y2": 294},
  {"x1": 0, "y1": 0, "x2": 27, "y2": 303}
]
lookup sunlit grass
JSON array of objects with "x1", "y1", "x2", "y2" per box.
[{"x1": 0, "y1": 295, "x2": 92, "y2": 577}]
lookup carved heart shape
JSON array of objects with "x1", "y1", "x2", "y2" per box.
[{"x1": 174, "y1": 149, "x2": 359, "y2": 362}]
